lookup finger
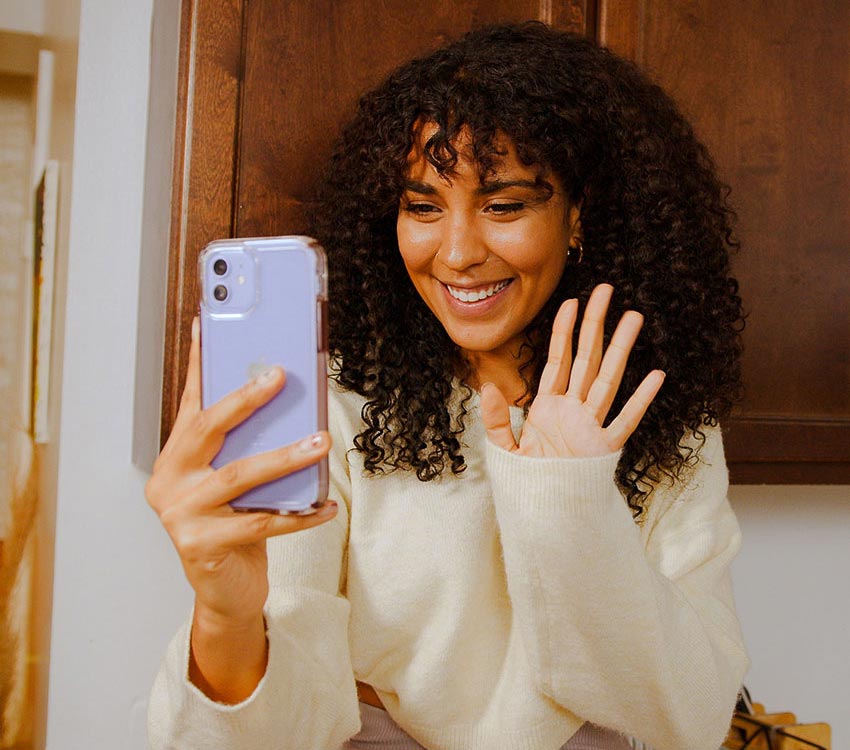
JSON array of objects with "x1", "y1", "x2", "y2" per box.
[
  {"x1": 160, "y1": 317, "x2": 203, "y2": 461},
  {"x1": 605, "y1": 370, "x2": 666, "y2": 449},
  {"x1": 538, "y1": 299, "x2": 578, "y2": 395},
  {"x1": 585, "y1": 310, "x2": 644, "y2": 422},
  {"x1": 480, "y1": 383, "x2": 518, "y2": 452},
  {"x1": 175, "y1": 316, "x2": 202, "y2": 424},
  {"x1": 169, "y1": 501, "x2": 339, "y2": 561},
  {"x1": 207, "y1": 365, "x2": 287, "y2": 437},
  {"x1": 220, "y1": 499, "x2": 339, "y2": 545},
  {"x1": 170, "y1": 366, "x2": 287, "y2": 465},
  {"x1": 567, "y1": 284, "x2": 613, "y2": 401},
  {"x1": 165, "y1": 362, "x2": 292, "y2": 493},
  {"x1": 188, "y1": 431, "x2": 331, "y2": 511}
]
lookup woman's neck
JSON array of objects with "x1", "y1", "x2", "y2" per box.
[{"x1": 464, "y1": 347, "x2": 529, "y2": 407}]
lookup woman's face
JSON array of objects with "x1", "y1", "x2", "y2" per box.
[{"x1": 397, "y1": 124, "x2": 581, "y2": 363}]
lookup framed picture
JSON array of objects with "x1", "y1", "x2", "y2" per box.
[{"x1": 31, "y1": 159, "x2": 58, "y2": 444}]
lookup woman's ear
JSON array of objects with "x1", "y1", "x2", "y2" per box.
[
  {"x1": 566, "y1": 202, "x2": 584, "y2": 263},
  {"x1": 567, "y1": 201, "x2": 582, "y2": 245}
]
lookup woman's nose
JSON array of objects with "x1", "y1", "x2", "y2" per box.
[{"x1": 438, "y1": 215, "x2": 488, "y2": 270}]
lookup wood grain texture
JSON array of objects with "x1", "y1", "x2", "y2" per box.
[
  {"x1": 234, "y1": 0, "x2": 595, "y2": 239},
  {"x1": 162, "y1": 0, "x2": 245, "y2": 441},
  {"x1": 539, "y1": 0, "x2": 598, "y2": 32},
  {"x1": 599, "y1": 0, "x2": 850, "y2": 483},
  {"x1": 597, "y1": 0, "x2": 640, "y2": 60}
]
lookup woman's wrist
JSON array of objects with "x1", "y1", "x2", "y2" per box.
[
  {"x1": 189, "y1": 601, "x2": 268, "y2": 704},
  {"x1": 192, "y1": 598, "x2": 265, "y2": 636}
]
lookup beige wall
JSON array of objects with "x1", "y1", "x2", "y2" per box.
[
  {"x1": 0, "y1": 0, "x2": 44, "y2": 37},
  {"x1": 23, "y1": 1, "x2": 81, "y2": 747}
]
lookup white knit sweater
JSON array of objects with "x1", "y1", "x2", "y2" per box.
[{"x1": 147, "y1": 381, "x2": 749, "y2": 750}]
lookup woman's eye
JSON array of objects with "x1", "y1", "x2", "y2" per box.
[
  {"x1": 486, "y1": 202, "x2": 525, "y2": 215},
  {"x1": 403, "y1": 202, "x2": 440, "y2": 216}
]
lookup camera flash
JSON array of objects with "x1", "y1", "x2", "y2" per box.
[{"x1": 237, "y1": 275, "x2": 246, "y2": 285}]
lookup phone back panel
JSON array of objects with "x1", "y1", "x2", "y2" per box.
[{"x1": 199, "y1": 236, "x2": 328, "y2": 513}]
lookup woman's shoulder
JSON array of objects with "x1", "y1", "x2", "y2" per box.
[
  {"x1": 678, "y1": 422, "x2": 727, "y2": 475},
  {"x1": 639, "y1": 422, "x2": 731, "y2": 535}
]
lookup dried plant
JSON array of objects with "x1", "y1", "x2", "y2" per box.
[{"x1": 0, "y1": 432, "x2": 37, "y2": 746}]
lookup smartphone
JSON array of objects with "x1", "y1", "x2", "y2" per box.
[{"x1": 198, "y1": 236, "x2": 329, "y2": 514}]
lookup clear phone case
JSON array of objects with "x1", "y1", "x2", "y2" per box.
[{"x1": 199, "y1": 236, "x2": 329, "y2": 513}]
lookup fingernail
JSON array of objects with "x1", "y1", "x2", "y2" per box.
[
  {"x1": 479, "y1": 382, "x2": 496, "y2": 398},
  {"x1": 317, "y1": 500, "x2": 338, "y2": 516},
  {"x1": 253, "y1": 366, "x2": 279, "y2": 385},
  {"x1": 296, "y1": 433, "x2": 325, "y2": 453},
  {"x1": 191, "y1": 316, "x2": 199, "y2": 341}
]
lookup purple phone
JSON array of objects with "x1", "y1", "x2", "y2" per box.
[{"x1": 199, "y1": 236, "x2": 329, "y2": 514}]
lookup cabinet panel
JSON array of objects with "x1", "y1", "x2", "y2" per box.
[
  {"x1": 600, "y1": 0, "x2": 850, "y2": 483},
  {"x1": 235, "y1": 0, "x2": 595, "y2": 236}
]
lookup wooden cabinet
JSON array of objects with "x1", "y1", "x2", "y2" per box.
[
  {"x1": 162, "y1": 0, "x2": 850, "y2": 484},
  {"x1": 599, "y1": 0, "x2": 850, "y2": 482}
]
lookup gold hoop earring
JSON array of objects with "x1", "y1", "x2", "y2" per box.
[{"x1": 568, "y1": 239, "x2": 584, "y2": 264}]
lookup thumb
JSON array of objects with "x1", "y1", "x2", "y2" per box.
[{"x1": 480, "y1": 383, "x2": 518, "y2": 452}]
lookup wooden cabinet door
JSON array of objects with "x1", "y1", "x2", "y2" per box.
[
  {"x1": 162, "y1": 0, "x2": 597, "y2": 440},
  {"x1": 163, "y1": 0, "x2": 850, "y2": 484},
  {"x1": 599, "y1": 0, "x2": 850, "y2": 482}
]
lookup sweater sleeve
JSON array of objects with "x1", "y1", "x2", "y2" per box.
[
  {"x1": 147, "y1": 388, "x2": 360, "y2": 750},
  {"x1": 486, "y1": 426, "x2": 749, "y2": 750}
]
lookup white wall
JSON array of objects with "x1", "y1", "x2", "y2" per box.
[
  {"x1": 44, "y1": 0, "x2": 191, "y2": 748},
  {"x1": 36, "y1": 3, "x2": 850, "y2": 749},
  {"x1": 731, "y1": 484, "x2": 850, "y2": 748}
]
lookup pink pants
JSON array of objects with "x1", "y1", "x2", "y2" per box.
[{"x1": 341, "y1": 702, "x2": 634, "y2": 750}]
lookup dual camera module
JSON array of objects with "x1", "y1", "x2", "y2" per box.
[
  {"x1": 205, "y1": 250, "x2": 256, "y2": 315},
  {"x1": 212, "y1": 258, "x2": 228, "y2": 301}
]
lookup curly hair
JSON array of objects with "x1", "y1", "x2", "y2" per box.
[{"x1": 310, "y1": 22, "x2": 744, "y2": 516}]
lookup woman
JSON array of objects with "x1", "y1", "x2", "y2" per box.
[{"x1": 147, "y1": 22, "x2": 748, "y2": 750}]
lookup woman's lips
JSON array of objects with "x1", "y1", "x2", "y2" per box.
[{"x1": 441, "y1": 279, "x2": 513, "y2": 314}]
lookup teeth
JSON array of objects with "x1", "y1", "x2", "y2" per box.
[{"x1": 447, "y1": 280, "x2": 510, "y2": 303}]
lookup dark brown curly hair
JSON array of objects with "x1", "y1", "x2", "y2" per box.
[{"x1": 309, "y1": 22, "x2": 744, "y2": 516}]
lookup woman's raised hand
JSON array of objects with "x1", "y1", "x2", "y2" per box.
[
  {"x1": 481, "y1": 284, "x2": 665, "y2": 458},
  {"x1": 145, "y1": 318, "x2": 337, "y2": 658}
]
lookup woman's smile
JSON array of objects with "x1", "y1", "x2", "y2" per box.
[{"x1": 442, "y1": 278, "x2": 513, "y2": 312}]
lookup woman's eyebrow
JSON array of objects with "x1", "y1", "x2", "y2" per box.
[
  {"x1": 401, "y1": 177, "x2": 554, "y2": 198},
  {"x1": 402, "y1": 180, "x2": 438, "y2": 195},
  {"x1": 476, "y1": 179, "x2": 553, "y2": 197}
]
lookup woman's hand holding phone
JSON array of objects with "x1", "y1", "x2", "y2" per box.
[{"x1": 145, "y1": 319, "x2": 338, "y2": 703}]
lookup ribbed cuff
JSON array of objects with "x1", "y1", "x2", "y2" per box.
[{"x1": 485, "y1": 441, "x2": 623, "y2": 520}]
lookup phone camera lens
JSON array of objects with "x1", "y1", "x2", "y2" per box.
[
  {"x1": 213, "y1": 284, "x2": 228, "y2": 302},
  {"x1": 213, "y1": 258, "x2": 228, "y2": 276}
]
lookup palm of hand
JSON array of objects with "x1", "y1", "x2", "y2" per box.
[
  {"x1": 481, "y1": 284, "x2": 665, "y2": 459},
  {"x1": 519, "y1": 393, "x2": 615, "y2": 458}
]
